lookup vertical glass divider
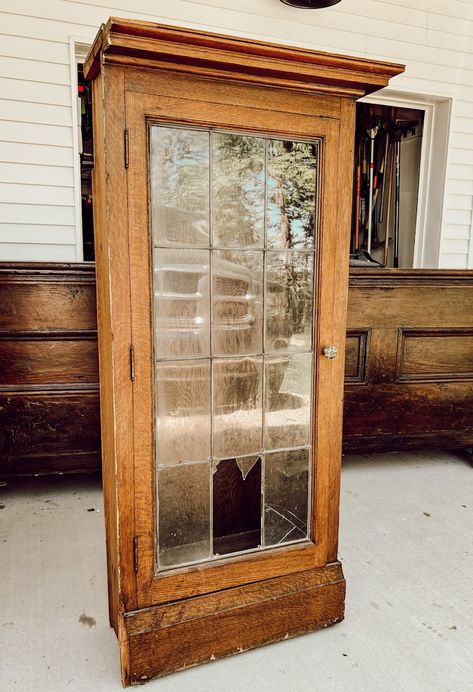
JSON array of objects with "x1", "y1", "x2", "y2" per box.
[
  {"x1": 261, "y1": 454, "x2": 266, "y2": 547},
  {"x1": 261, "y1": 140, "x2": 268, "y2": 546},
  {"x1": 209, "y1": 131, "x2": 214, "y2": 555}
]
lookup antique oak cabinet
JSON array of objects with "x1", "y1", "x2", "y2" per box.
[{"x1": 84, "y1": 19, "x2": 403, "y2": 685}]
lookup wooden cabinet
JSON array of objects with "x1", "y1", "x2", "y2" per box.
[{"x1": 84, "y1": 18, "x2": 402, "y2": 685}]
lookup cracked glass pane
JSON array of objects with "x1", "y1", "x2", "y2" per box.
[
  {"x1": 213, "y1": 457, "x2": 261, "y2": 555},
  {"x1": 264, "y1": 448, "x2": 309, "y2": 546}
]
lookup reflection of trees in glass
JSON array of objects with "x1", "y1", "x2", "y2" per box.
[
  {"x1": 152, "y1": 127, "x2": 210, "y2": 246},
  {"x1": 267, "y1": 140, "x2": 317, "y2": 250},
  {"x1": 283, "y1": 252, "x2": 313, "y2": 337},
  {"x1": 267, "y1": 141, "x2": 316, "y2": 340},
  {"x1": 212, "y1": 134, "x2": 265, "y2": 247}
]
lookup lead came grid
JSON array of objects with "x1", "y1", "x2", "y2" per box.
[{"x1": 150, "y1": 125, "x2": 318, "y2": 570}]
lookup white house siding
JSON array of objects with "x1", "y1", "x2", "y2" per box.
[{"x1": 0, "y1": 0, "x2": 472, "y2": 266}]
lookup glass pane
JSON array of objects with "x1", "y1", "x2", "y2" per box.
[
  {"x1": 212, "y1": 133, "x2": 265, "y2": 248},
  {"x1": 265, "y1": 353, "x2": 312, "y2": 451},
  {"x1": 151, "y1": 127, "x2": 318, "y2": 571},
  {"x1": 264, "y1": 448, "x2": 309, "y2": 546},
  {"x1": 213, "y1": 456, "x2": 261, "y2": 555},
  {"x1": 213, "y1": 357, "x2": 263, "y2": 457},
  {"x1": 158, "y1": 462, "x2": 211, "y2": 568},
  {"x1": 266, "y1": 139, "x2": 317, "y2": 249},
  {"x1": 212, "y1": 250, "x2": 263, "y2": 356},
  {"x1": 265, "y1": 251, "x2": 314, "y2": 353},
  {"x1": 150, "y1": 126, "x2": 210, "y2": 247},
  {"x1": 153, "y1": 248, "x2": 210, "y2": 359},
  {"x1": 156, "y1": 360, "x2": 211, "y2": 466}
]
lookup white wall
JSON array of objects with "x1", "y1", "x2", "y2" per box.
[{"x1": 0, "y1": 0, "x2": 472, "y2": 266}]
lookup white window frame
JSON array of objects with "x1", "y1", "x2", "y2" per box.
[
  {"x1": 359, "y1": 89, "x2": 452, "y2": 269},
  {"x1": 69, "y1": 37, "x2": 92, "y2": 262}
]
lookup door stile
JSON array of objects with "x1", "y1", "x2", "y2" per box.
[{"x1": 125, "y1": 90, "x2": 157, "y2": 599}]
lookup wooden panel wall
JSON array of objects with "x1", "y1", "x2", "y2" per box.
[
  {"x1": 344, "y1": 268, "x2": 473, "y2": 453},
  {"x1": 1, "y1": 264, "x2": 472, "y2": 476},
  {"x1": 0, "y1": 262, "x2": 100, "y2": 475}
]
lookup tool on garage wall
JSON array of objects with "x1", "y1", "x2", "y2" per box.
[{"x1": 350, "y1": 103, "x2": 424, "y2": 268}]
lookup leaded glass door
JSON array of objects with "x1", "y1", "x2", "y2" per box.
[
  {"x1": 151, "y1": 125, "x2": 318, "y2": 570},
  {"x1": 125, "y1": 87, "x2": 344, "y2": 607}
]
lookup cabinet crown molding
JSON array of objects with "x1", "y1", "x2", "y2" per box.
[{"x1": 84, "y1": 17, "x2": 404, "y2": 97}]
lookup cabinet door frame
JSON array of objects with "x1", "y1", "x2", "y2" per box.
[{"x1": 124, "y1": 75, "x2": 353, "y2": 609}]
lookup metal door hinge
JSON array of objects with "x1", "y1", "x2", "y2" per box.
[
  {"x1": 129, "y1": 344, "x2": 135, "y2": 382},
  {"x1": 124, "y1": 128, "x2": 129, "y2": 168},
  {"x1": 133, "y1": 537, "x2": 139, "y2": 573}
]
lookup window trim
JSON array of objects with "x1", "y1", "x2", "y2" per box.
[{"x1": 360, "y1": 88, "x2": 452, "y2": 269}]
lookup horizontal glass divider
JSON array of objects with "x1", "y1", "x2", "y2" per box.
[
  {"x1": 156, "y1": 538, "x2": 312, "y2": 574},
  {"x1": 150, "y1": 121, "x2": 320, "y2": 146},
  {"x1": 156, "y1": 446, "x2": 312, "y2": 468},
  {"x1": 260, "y1": 445, "x2": 312, "y2": 456},
  {"x1": 153, "y1": 245, "x2": 317, "y2": 253},
  {"x1": 154, "y1": 351, "x2": 314, "y2": 362},
  {"x1": 156, "y1": 458, "x2": 211, "y2": 468}
]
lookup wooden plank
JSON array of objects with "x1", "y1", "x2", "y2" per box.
[
  {"x1": 0, "y1": 337, "x2": 98, "y2": 387},
  {"x1": 398, "y1": 329, "x2": 473, "y2": 381},
  {"x1": 125, "y1": 66, "x2": 341, "y2": 120},
  {"x1": 124, "y1": 563, "x2": 345, "y2": 684},
  {"x1": 0, "y1": 276, "x2": 96, "y2": 332},
  {"x1": 0, "y1": 390, "x2": 100, "y2": 476},
  {"x1": 0, "y1": 262, "x2": 100, "y2": 477}
]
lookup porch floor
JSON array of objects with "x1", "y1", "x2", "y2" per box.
[{"x1": 1, "y1": 450, "x2": 472, "y2": 692}]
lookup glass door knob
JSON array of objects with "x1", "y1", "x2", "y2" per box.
[{"x1": 323, "y1": 345, "x2": 338, "y2": 359}]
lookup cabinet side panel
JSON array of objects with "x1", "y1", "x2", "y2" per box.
[
  {"x1": 92, "y1": 70, "x2": 119, "y2": 633},
  {"x1": 93, "y1": 65, "x2": 137, "y2": 640}
]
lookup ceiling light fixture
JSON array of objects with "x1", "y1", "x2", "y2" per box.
[{"x1": 280, "y1": 0, "x2": 342, "y2": 8}]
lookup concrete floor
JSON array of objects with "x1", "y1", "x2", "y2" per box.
[{"x1": 1, "y1": 450, "x2": 472, "y2": 692}]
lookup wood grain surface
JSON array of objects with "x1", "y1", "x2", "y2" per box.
[
  {"x1": 0, "y1": 263, "x2": 100, "y2": 477},
  {"x1": 344, "y1": 269, "x2": 473, "y2": 452},
  {"x1": 124, "y1": 562, "x2": 345, "y2": 683}
]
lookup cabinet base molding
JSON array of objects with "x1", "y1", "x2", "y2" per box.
[{"x1": 119, "y1": 562, "x2": 345, "y2": 686}]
